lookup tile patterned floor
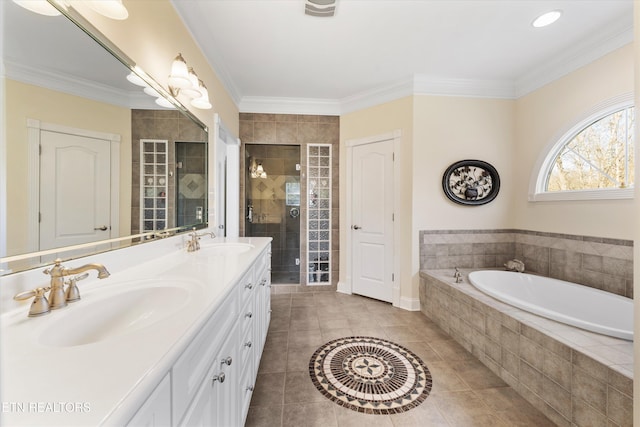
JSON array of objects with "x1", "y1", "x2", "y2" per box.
[{"x1": 246, "y1": 291, "x2": 556, "y2": 427}]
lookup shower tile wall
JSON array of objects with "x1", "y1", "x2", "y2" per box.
[
  {"x1": 239, "y1": 113, "x2": 340, "y2": 288},
  {"x1": 131, "y1": 109, "x2": 207, "y2": 235},
  {"x1": 245, "y1": 144, "x2": 301, "y2": 284},
  {"x1": 419, "y1": 229, "x2": 634, "y2": 298}
]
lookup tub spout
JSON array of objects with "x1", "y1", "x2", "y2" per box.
[{"x1": 504, "y1": 259, "x2": 525, "y2": 273}]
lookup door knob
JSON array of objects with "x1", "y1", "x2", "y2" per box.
[
  {"x1": 94, "y1": 225, "x2": 108, "y2": 231},
  {"x1": 352, "y1": 225, "x2": 361, "y2": 230}
]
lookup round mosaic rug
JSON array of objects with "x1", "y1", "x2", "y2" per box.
[{"x1": 309, "y1": 336, "x2": 432, "y2": 414}]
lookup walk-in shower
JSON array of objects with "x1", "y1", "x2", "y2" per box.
[{"x1": 245, "y1": 144, "x2": 301, "y2": 284}]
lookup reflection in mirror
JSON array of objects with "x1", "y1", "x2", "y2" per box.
[{"x1": 1, "y1": 1, "x2": 208, "y2": 275}]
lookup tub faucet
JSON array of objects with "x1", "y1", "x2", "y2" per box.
[
  {"x1": 453, "y1": 267, "x2": 463, "y2": 283},
  {"x1": 504, "y1": 259, "x2": 525, "y2": 273}
]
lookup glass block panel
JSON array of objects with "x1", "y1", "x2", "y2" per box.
[
  {"x1": 140, "y1": 140, "x2": 168, "y2": 233},
  {"x1": 307, "y1": 144, "x2": 332, "y2": 285}
]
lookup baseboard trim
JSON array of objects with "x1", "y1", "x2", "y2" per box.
[
  {"x1": 337, "y1": 281, "x2": 352, "y2": 295},
  {"x1": 399, "y1": 296, "x2": 420, "y2": 311}
]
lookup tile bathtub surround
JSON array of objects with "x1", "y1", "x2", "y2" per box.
[
  {"x1": 246, "y1": 291, "x2": 555, "y2": 426},
  {"x1": 419, "y1": 270, "x2": 633, "y2": 427},
  {"x1": 420, "y1": 229, "x2": 634, "y2": 298}
]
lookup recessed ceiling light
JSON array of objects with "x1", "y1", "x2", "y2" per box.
[{"x1": 532, "y1": 10, "x2": 562, "y2": 28}]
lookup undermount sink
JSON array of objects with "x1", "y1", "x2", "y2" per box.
[
  {"x1": 198, "y1": 242, "x2": 254, "y2": 255},
  {"x1": 38, "y1": 280, "x2": 194, "y2": 347}
]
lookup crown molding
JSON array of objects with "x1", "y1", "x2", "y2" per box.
[
  {"x1": 170, "y1": 0, "x2": 243, "y2": 107},
  {"x1": 4, "y1": 60, "x2": 159, "y2": 110},
  {"x1": 412, "y1": 75, "x2": 516, "y2": 99},
  {"x1": 514, "y1": 25, "x2": 633, "y2": 98},
  {"x1": 239, "y1": 96, "x2": 342, "y2": 115}
]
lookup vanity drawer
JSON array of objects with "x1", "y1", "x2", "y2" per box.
[{"x1": 172, "y1": 289, "x2": 237, "y2": 425}]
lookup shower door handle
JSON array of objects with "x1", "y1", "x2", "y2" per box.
[{"x1": 352, "y1": 225, "x2": 361, "y2": 230}]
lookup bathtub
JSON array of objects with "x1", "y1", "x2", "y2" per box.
[{"x1": 468, "y1": 270, "x2": 633, "y2": 341}]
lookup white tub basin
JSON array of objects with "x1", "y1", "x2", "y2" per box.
[{"x1": 38, "y1": 279, "x2": 194, "y2": 347}]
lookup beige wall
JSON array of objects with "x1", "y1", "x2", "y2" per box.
[
  {"x1": 5, "y1": 79, "x2": 131, "y2": 256},
  {"x1": 340, "y1": 97, "x2": 415, "y2": 303},
  {"x1": 341, "y1": 43, "x2": 633, "y2": 306},
  {"x1": 71, "y1": 0, "x2": 239, "y2": 136},
  {"x1": 513, "y1": 44, "x2": 634, "y2": 239}
]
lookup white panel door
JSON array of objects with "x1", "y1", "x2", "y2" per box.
[
  {"x1": 39, "y1": 130, "x2": 111, "y2": 250},
  {"x1": 351, "y1": 140, "x2": 394, "y2": 302}
]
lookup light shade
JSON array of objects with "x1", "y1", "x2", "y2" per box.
[
  {"x1": 12, "y1": 1, "x2": 61, "y2": 16},
  {"x1": 532, "y1": 10, "x2": 562, "y2": 28},
  {"x1": 155, "y1": 96, "x2": 175, "y2": 109},
  {"x1": 86, "y1": 0, "x2": 129, "y2": 20},
  {"x1": 168, "y1": 54, "x2": 191, "y2": 88},
  {"x1": 126, "y1": 72, "x2": 147, "y2": 87},
  {"x1": 191, "y1": 80, "x2": 212, "y2": 109},
  {"x1": 180, "y1": 68, "x2": 203, "y2": 99}
]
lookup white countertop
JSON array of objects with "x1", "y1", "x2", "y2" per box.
[{"x1": 0, "y1": 236, "x2": 271, "y2": 426}]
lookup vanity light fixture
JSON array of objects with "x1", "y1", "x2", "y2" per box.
[
  {"x1": 167, "y1": 53, "x2": 213, "y2": 110},
  {"x1": 13, "y1": 0, "x2": 129, "y2": 19},
  {"x1": 12, "y1": 0, "x2": 61, "y2": 16},
  {"x1": 126, "y1": 71, "x2": 147, "y2": 87},
  {"x1": 249, "y1": 161, "x2": 267, "y2": 179},
  {"x1": 532, "y1": 10, "x2": 562, "y2": 28},
  {"x1": 86, "y1": 0, "x2": 128, "y2": 20}
]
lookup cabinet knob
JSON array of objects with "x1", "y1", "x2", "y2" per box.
[
  {"x1": 245, "y1": 283, "x2": 253, "y2": 290},
  {"x1": 245, "y1": 312, "x2": 253, "y2": 319},
  {"x1": 246, "y1": 385, "x2": 254, "y2": 392},
  {"x1": 212, "y1": 372, "x2": 226, "y2": 385},
  {"x1": 244, "y1": 341, "x2": 252, "y2": 348},
  {"x1": 220, "y1": 356, "x2": 232, "y2": 366},
  {"x1": 260, "y1": 278, "x2": 267, "y2": 286}
]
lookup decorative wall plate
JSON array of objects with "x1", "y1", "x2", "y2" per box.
[{"x1": 442, "y1": 160, "x2": 500, "y2": 205}]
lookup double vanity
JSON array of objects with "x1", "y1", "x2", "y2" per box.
[{"x1": 0, "y1": 234, "x2": 272, "y2": 426}]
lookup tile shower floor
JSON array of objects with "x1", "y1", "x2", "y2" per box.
[{"x1": 246, "y1": 291, "x2": 556, "y2": 427}]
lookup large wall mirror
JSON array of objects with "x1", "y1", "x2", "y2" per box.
[{"x1": 1, "y1": 1, "x2": 208, "y2": 274}]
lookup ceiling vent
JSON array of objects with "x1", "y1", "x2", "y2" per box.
[{"x1": 305, "y1": 0, "x2": 336, "y2": 17}]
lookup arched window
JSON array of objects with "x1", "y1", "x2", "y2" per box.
[{"x1": 531, "y1": 96, "x2": 635, "y2": 201}]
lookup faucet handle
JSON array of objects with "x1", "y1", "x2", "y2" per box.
[
  {"x1": 65, "y1": 273, "x2": 89, "y2": 302},
  {"x1": 14, "y1": 287, "x2": 51, "y2": 317},
  {"x1": 43, "y1": 258, "x2": 63, "y2": 276}
]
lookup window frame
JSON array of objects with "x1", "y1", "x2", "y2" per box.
[{"x1": 529, "y1": 93, "x2": 635, "y2": 202}]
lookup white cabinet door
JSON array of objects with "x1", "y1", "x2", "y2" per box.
[
  {"x1": 179, "y1": 324, "x2": 238, "y2": 427},
  {"x1": 127, "y1": 374, "x2": 171, "y2": 427}
]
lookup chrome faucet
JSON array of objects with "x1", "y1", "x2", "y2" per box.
[
  {"x1": 186, "y1": 228, "x2": 216, "y2": 252},
  {"x1": 14, "y1": 258, "x2": 110, "y2": 317},
  {"x1": 504, "y1": 259, "x2": 525, "y2": 273},
  {"x1": 453, "y1": 267, "x2": 463, "y2": 283}
]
